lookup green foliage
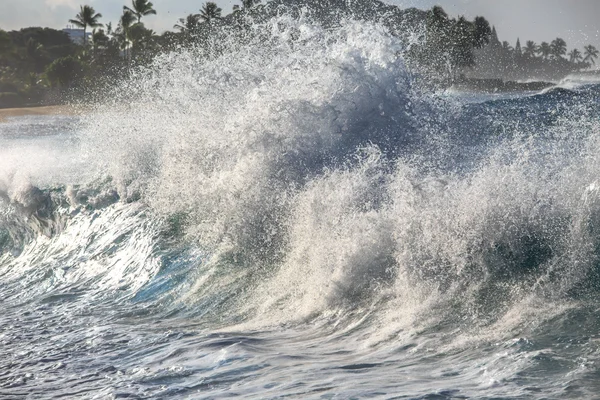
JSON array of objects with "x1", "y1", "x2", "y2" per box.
[
  {"x1": 472, "y1": 16, "x2": 491, "y2": 48},
  {"x1": 0, "y1": 26, "x2": 80, "y2": 107},
  {"x1": 450, "y1": 16, "x2": 477, "y2": 70},
  {"x1": 69, "y1": 5, "x2": 103, "y2": 46},
  {"x1": 45, "y1": 56, "x2": 85, "y2": 87},
  {"x1": 523, "y1": 41, "x2": 538, "y2": 58},
  {"x1": 0, "y1": 30, "x2": 13, "y2": 54},
  {"x1": 174, "y1": 14, "x2": 202, "y2": 33},
  {"x1": 200, "y1": 2, "x2": 223, "y2": 23},
  {"x1": 69, "y1": 5, "x2": 103, "y2": 30},
  {"x1": 569, "y1": 49, "x2": 582, "y2": 63},
  {"x1": 0, "y1": 92, "x2": 23, "y2": 108},
  {"x1": 0, "y1": 81, "x2": 19, "y2": 92},
  {"x1": 537, "y1": 42, "x2": 551, "y2": 60},
  {"x1": 9, "y1": 27, "x2": 71, "y2": 48},
  {"x1": 128, "y1": 23, "x2": 158, "y2": 63},
  {"x1": 92, "y1": 28, "x2": 109, "y2": 49},
  {"x1": 410, "y1": 7, "x2": 492, "y2": 80},
  {"x1": 0, "y1": 0, "x2": 596, "y2": 109},
  {"x1": 584, "y1": 45, "x2": 599, "y2": 65},
  {"x1": 233, "y1": 0, "x2": 261, "y2": 12},
  {"x1": 124, "y1": 0, "x2": 157, "y2": 23},
  {"x1": 550, "y1": 38, "x2": 567, "y2": 60}
]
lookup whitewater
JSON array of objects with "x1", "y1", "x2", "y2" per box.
[{"x1": 2, "y1": 15, "x2": 600, "y2": 399}]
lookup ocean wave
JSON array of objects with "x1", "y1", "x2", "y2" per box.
[
  {"x1": 1, "y1": 15, "x2": 600, "y2": 335},
  {"x1": 3, "y1": 11, "x2": 600, "y2": 398}
]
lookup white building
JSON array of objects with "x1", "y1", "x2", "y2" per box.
[{"x1": 63, "y1": 26, "x2": 91, "y2": 45}]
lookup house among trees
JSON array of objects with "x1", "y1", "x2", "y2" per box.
[{"x1": 62, "y1": 26, "x2": 92, "y2": 45}]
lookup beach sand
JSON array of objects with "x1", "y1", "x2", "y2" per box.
[{"x1": 0, "y1": 105, "x2": 77, "y2": 123}]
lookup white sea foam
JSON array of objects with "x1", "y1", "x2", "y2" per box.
[
  {"x1": 68, "y1": 16, "x2": 600, "y2": 338},
  {"x1": 2, "y1": 13, "x2": 600, "y2": 399}
]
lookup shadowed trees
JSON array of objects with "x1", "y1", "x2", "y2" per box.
[
  {"x1": 449, "y1": 16, "x2": 477, "y2": 74},
  {"x1": 124, "y1": 0, "x2": 157, "y2": 24},
  {"x1": 127, "y1": 23, "x2": 157, "y2": 63},
  {"x1": 473, "y1": 27, "x2": 598, "y2": 81},
  {"x1": 514, "y1": 38, "x2": 522, "y2": 58},
  {"x1": 3, "y1": 0, "x2": 600, "y2": 110},
  {"x1": 584, "y1": 45, "x2": 599, "y2": 65},
  {"x1": 472, "y1": 16, "x2": 492, "y2": 48},
  {"x1": 199, "y1": 2, "x2": 223, "y2": 23},
  {"x1": 413, "y1": 6, "x2": 492, "y2": 80},
  {"x1": 502, "y1": 41, "x2": 513, "y2": 52},
  {"x1": 569, "y1": 48, "x2": 582, "y2": 63},
  {"x1": 45, "y1": 56, "x2": 84, "y2": 87},
  {"x1": 174, "y1": 14, "x2": 201, "y2": 32},
  {"x1": 116, "y1": 10, "x2": 136, "y2": 59},
  {"x1": 233, "y1": 0, "x2": 261, "y2": 12},
  {"x1": 523, "y1": 41, "x2": 537, "y2": 58},
  {"x1": 0, "y1": 30, "x2": 12, "y2": 55},
  {"x1": 537, "y1": 42, "x2": 551, "y2": 60},
  {"x1": 550, "y1": 38, "x2": 567, "y2": 60}
]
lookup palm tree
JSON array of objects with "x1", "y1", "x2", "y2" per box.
[
  {"x1": 174, "y1": 14, "x2": 201, "y2": 32},
  {"x1": 116, "y1": 10, "x2": 136, "y2": 59},
  {"x1": 537, "y1": 42, "x2": 551, "y2": 60},
  {"x1": 0, "y1": 30, "x2": 12, "y2": 55},
  {"x1": 233, "y1": 0, "x2": 261, "y2": 12},
  {"x1": 550, "y1": 38, "x2": 567, "y2": 60},
  {"x1": 583, "y1": 45, "x2": 599, "y2": 65},
  {"x1": 199, "y1": 2, "x2": 222, "y2": 23},
  {"x1": 124, "y1": 0, "x2": 156, "y2": 24},
  {"x1": 120, "y1": 10, "x2": 136, "y2": 35},
  {"x1": 128, "y1": 23, "x2": 155, "y2": 60},
  {"x1": 569, "y1": 48, "x2": 583, "y2": 63},
  {"x1": 91, "y1": 28, "x2": 109, "y2": 58},
  {"x1": 523, "y1": 40, "x2": 538, "y2": 58},
  {"x1": 502, "y1": 41, "x2": 513, "y2": 53},
  {"x1": 68, "y1": 5, "x2": 103, "y2": 46}
]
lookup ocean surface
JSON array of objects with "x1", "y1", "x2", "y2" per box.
[{"x1": 2, "y1": 18, "x2": 600, "y2": 399}]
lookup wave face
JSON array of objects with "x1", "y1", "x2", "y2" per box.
[{"x1": 2, "y1": 15, "x2": 600, "y2": 399}]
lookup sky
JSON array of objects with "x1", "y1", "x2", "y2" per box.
[{"x1": 0, "y1": 0, "x2": 599, "y2": 50}]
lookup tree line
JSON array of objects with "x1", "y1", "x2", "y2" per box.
[
  {"x1": 407, "y1": 6, "x2": 598, "y2": 83},
  {"x1": 470, "y1": 26, "x2": 599, "y2": 82},
  {"x1": 0, "y1": 0, "x2": 598, "y2": 107},
  {"x1": 0, "y1": 0, "x2": 261, "y2": 107}
]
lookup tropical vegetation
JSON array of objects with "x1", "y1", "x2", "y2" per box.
[
  {"x1": 0, "y1": 0, "x2": 598, "y2": 108},
  {"x1": 124, "y1": 0, "x2": 157, "y2": 24},
  {"x1": 471, "y1": 28, "x2": 598, "y2": 82},
  {"x1": 68, "y1": 5, "x2": 103, "y2": 45},
  {"x1": 199, "y1": 2, "x2": 223, "y2": 23}
]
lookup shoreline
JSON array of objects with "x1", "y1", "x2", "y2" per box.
[
  {"x1": 450, "y1": 78, "x2": 555, "y2": 94},
  {"x1": 0, "y1": 105, "x2": 77, "y2": 123}
]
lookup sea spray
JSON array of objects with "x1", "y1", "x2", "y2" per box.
[
  {"x1": 39, "y1": 15, "x2": 600, "y2": 331},
  {"x1": 2, "y1": 11, "x2": 600, "y2": 399}
]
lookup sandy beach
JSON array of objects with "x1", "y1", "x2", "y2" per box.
[{"x1": 0, "y1": 105, "x2": 76, "y2": 123}]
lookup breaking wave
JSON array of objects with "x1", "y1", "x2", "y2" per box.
[{"x1": 2, "y1": 14, "x2": 600, "y2": 399}]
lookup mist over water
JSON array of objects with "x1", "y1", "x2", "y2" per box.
[{"x1": 2, "y1": 13, "x2": 600, "y2": 399}]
